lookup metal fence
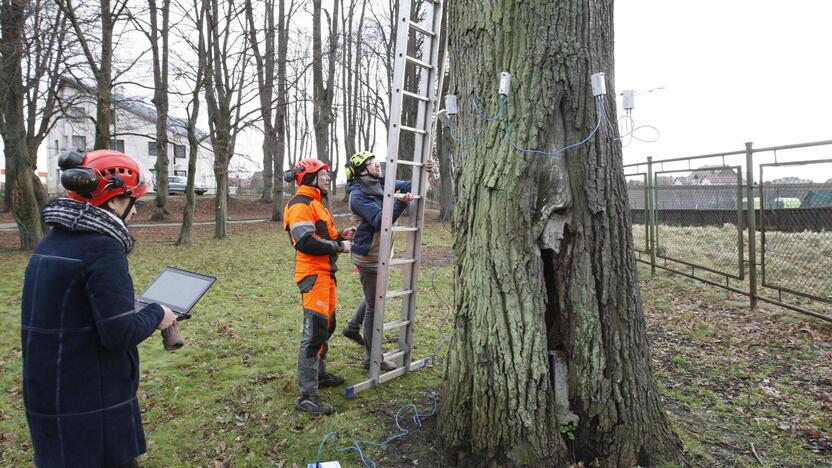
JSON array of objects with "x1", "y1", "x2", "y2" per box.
[{"x1": 624, "y1": 139, "x2": 832, "y2": 322}]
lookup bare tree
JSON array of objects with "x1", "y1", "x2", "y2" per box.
[
  {"x1": 285, "y1": 37, "x2": 311, "y2": 168},
  {"x1": 311, "y1": 0, "x2": 338, "y2": 164},
  {"x1": 129, "y1": 0, "x2": 173, "y2": 220},
  {"x1": 202, "y1": 0, "x2": 252, "y2": 239},
  {"x1": 270, "y1": 0, "x2": 297, "y2": 220},
  {"x1": 56, "y1": 0, "x2": 133, "y2": 150},
  {"x1": 11, "y1": 0, "x2": 68, "y2": 217},
  {"x1": 175, "y1": 0, "x2": 205, "y2": 245},
  {"x1": 1, "y1": 0, "x2": 44, "y2": 249},
  {"x1": 438, "y1": 1, "x2": 682, "y2": 465},
  {"x1": 244, "y1": 0, "x2": 276, "y2": 203}
]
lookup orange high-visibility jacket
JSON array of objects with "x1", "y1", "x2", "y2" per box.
[{"x1": 283, "y1": 185, "x2": 344, "y2": 279}]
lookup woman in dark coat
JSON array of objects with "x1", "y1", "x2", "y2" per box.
[{"x1": 21, "y1": 149, "x2": 177, "y2": 468}]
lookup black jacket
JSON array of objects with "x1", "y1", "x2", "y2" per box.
[{"x1": 21, "y1": 226, "x2": 163, "y2": 467}]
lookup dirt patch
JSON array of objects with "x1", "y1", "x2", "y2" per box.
[
  {"x1": 133, "y1": 196, "x2": 274, "y2": 222},
  {"x1": 421, "y1": 245, "x2": 453, "y2": 268}
]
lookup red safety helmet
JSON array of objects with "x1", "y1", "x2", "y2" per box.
[
  {"x1": 284, "y1": 158, "x2": 329, "y2": 185},
  {"x1": 59, "y1": 149, "x2": 148, "y2": 206}
]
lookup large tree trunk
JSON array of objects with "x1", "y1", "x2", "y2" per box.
[
  {"x1": 1, "y1": 0, "x2": 44, "y2": 250},
  {"x1": 149, "y1": 0, "x2": 171, "y2": 221},
  {"x1": 436, "y1": 117, "x2": 453, "y2": 220},
  {"x1": 438, "y1": 1, "x2": 682, "y2": 466}
]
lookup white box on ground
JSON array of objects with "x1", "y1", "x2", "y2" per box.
[{"x1": 307, "y1": 462, "x2": 341, "y2": 468}]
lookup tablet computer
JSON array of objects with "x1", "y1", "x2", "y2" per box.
[{"x1": 136, "y1": 267, "x2": 216, "y2": 319}]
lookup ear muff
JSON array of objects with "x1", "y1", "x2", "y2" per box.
[
  {"x1": 58, "y1": 148, "x2": 85, "y2": 171},
  {"x1": 61, "y1": 167, "x2": 99, "y2": 197},
  {"x1": 345, "y1": 161, "x2": 356, "y2": 180},
  {"x1": 283, "y1": 168, "x2": 297, "y2": 183}
]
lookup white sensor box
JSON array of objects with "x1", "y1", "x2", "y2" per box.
[
  {"x1": 623, "y1": 89, "x2": 634, "y2": 110},
  {"x1": 499, "y1": 72, "x2": 511, "y2": 96},
  {"x1": 590, "y1": 72, "x2": 606, "y2": 97},
  {"x1": 444, "y1": 94, "x2": 458, "y2": 115}
]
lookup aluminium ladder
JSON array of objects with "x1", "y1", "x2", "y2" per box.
[{"x1": 346, "y1": 0, "x2": 445, "y2": 397}]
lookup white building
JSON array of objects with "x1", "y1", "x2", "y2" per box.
[{"x1": 2, "y1": 78, "x2": 216, "y2": 195}]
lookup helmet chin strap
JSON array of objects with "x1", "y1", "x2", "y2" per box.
[{"x1": 121, "y1": 198, "x2": 136, "y2": 221}]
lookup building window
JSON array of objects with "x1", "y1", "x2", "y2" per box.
[
  {"x1": 173, "y1": 144, "x2": 185, "y2": 162},
  {"x1": 71, "y1": 135, "x2": 87, "y2": 150},
  {"x1": 148, "y1": 141, "x2": 157, "y2": 157},
  {"x1": 67, "y1": 106, "x2": 86, "y2": 122},
  {"x1": 174, "y1": 170, "x2": 186, "y2": 176},
  {"x1": 109, "y1": 139, "x2": 125, "y2": 152}
]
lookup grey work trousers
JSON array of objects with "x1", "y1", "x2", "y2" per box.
[{"x1": 346, "y1": 266, "x2": 377, "y2": 359}]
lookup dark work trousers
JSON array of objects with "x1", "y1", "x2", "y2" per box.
[
  {"x1": 346, "y1": 298, "x2": 365, "y2": 333},
  {"x1": 354, "y1": 267, "x2": 378, "y2": 359}
]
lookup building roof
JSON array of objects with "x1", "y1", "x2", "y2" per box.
[{"x1": 60, "y1": 77, "x2": 209, "y2": 141}]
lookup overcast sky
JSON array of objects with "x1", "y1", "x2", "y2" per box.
[{"x1": 614, "y1": 0, "x2": 832, "y2": 180}]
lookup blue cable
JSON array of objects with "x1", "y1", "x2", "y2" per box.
[
  {"x1": 447, "y1": 95, "x2": 502, "y2": 144},
  {"x1": 313, "y1": 252, "x2": 454, "y2": 467},
  {"x1": 501, "y1": 95, "x2": 604, "y2": 158}
]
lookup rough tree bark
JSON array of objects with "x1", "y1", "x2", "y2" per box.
[
  {"x1": 438, "y1": 1, "x2": 682, "y2": 466},
  {"x1": 1, "y1": 0, "x2": 44, "y2": 249}
]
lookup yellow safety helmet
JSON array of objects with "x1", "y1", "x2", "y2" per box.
[{"x1": 345, "y1": 150, "x2": 375, "y2": 180}]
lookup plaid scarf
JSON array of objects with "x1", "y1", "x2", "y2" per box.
[{"x1": 42, "y1": 198, "x2": 135, "y2": 253}]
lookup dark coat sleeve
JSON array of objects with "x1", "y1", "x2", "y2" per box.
[
  {"x1": 392, "y1": 180, "x2": 413, "y2": 222},
  {"x1": 84, "y1": 238, "x2": 164, "y2": 351}
]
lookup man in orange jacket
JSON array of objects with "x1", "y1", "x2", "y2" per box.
[{"x1": 283, "y1": 159, "x2": 354, "y2": 415}]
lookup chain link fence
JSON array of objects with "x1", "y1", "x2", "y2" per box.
[{"x1": 625, "y1": 140, "x2": 832, "y2": 322}]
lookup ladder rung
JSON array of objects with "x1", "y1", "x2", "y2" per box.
[
  {"x1": 385, "y1": 289, "x2": 413, "y2": 299},
  {"x1": 345, "y1": 357, "x2": 431, "y2": 398},
  {"x1": 391, "y1": 226, "x2": 419, "y2": 232},
  {"x1": 395, "y1": 160, "x2": 425, "y2": 167},
  {"x1": 400, "y1": 125, "x2": 427, "y2": 135},
  {"x1": 405, "y1": 55, "x2": 433, "y2": 70},
  {"x1": 388, "y1": 258, "x2": 416, "y2": 266},
  {"x1": 383, "y1": 349, "x2": 406, "y2": 361},
  {"x1": 408, "y1": 21, "x2": 436, "y2": 38},
  {"x1": 383, "y1": 319, "x2": 411, "y2": 331},
  {"x1": 402, "y1": 90, "x2": 429, "y2": 102}
]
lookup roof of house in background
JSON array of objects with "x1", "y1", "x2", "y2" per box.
[{"x1": 59, "y1": 77, "x2": 209, "y2": 142}]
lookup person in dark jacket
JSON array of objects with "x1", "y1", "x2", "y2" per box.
[
  {"x1": 341, "y1": 151, "x2": 433, "y2": 371},
  {"x1": 21, "y1": 149, "x2": 177, "y2": 468}
]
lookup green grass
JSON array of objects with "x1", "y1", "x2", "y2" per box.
[
  {"x1": 1, "y1": 221, "x2": 830, "y2": 466},
  {"x1": 0, "y1": 223, "x2": 453, "y2": 467},
  {"x1": 633, "y1": 223, "x2": 832, "y2": 316}
]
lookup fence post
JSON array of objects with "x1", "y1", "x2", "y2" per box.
[
  {"x1": 745, "y1": 142, "x2": 758, "y2": 309},
  {"x1": 646, "y1": 156, "x2": 656, "y2": 275}
]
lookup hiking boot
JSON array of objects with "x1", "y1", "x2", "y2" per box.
[
  {"x1": 295, "y1": 394, "x2": 333, "y2": 416},
  {"x1": 362, "y1": 359, "x2": 397, "y2": 372},
  {"x1": 342, "y1": 327, "x2": 365, "y2": 346},
  {"x1": 318, "y1": 372, "x2": 345, "y2": 388}
]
